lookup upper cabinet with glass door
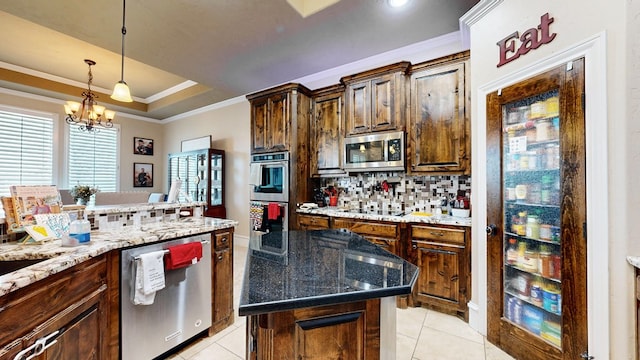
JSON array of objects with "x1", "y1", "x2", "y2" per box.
[
  {"x1": 168, "y1": 148, "x2": 226, "y2": 218},
  {"x1": 486, "y1": 59, "x2": 587, "y2": 360}
]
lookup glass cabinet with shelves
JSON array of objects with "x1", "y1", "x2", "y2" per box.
[
  {"x1": 486, "y1": 59, "x2": 587, "y2": 359},
  {"x1": 168, "y1": 148, "x2": 226, "y2": 218},
  {"x1": 501, "y1": 90, "x2": 563, "y2": 344}
]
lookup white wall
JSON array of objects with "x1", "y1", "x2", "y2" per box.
[{"x1": 465, "y1": 0, "x2": 635, "y2": 358}]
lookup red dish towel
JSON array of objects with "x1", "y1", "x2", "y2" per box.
[
  {"x1": 165, "y1": 242, "x2": 203, "y2": 270},
  {"x1": 267, "y1": 203, "x2": 280, "y2": 220}
]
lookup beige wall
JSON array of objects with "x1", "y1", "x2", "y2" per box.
[
  {"x1": 161, "y1": 101, "x2": 251, "y2": 239},
  {"x1": 467, "y1": 0, "x2": 635, "y2": 358}
]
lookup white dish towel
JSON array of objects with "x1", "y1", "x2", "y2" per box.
[
  {"x1": 249, "y1": 163, "x2": 262, "y2": 186},
  {"x1": 133, "y1": 250, "x2": 166, "y2": 305}
]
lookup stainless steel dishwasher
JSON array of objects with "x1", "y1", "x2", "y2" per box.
[{"x1": 120, "y1": 234, "x2": 212, "y2": 360}]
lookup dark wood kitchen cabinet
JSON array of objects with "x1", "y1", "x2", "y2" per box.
[
  {"x1": 0, "y1": 254, "x2": 110, "y2": 359},
  {"x1": 210, "y1": 227, "x2": 235, "y2": 335},
  {"x1": 332, "y1": 218, "x2": 402, "y2": 258},
  {"x1": 310, "y1": 84, "x2": 346, "y2": 177},
  {"x1": 341, "y1": 62, "x2": 410, "y2": 137},
  {"x1": 247, "y1": 83, "x2": 312, "y2": 154},
  {"x1": 248, "y1": 299, "x2": 380, "y2": 360},
  {"x1": 247, "y1": 83, "x2": 313, "y2": 227},
  {"x1": 298, "y1": 214, "x2": 330, "y2": 230},
  {"x1": 407, "y1": 224, "x2": 470, "y2": 321},
  {"x1": 408, "y1": 51, "x2": 470, "y2": 174}
]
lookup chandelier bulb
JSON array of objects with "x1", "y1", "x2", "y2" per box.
[{"x1": 111, "y1": 81, "x2": 133, "y2": 102}]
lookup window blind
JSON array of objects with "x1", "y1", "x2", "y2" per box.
[
  {"x1": 0, "y1": 110, "x2": 54, "y2": 196},
  {"x1": 68, "y1": 125, "x2": 118, "y2": 192}
]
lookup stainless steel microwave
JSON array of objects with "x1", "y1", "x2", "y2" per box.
[{"x1": 343, "y1": 131, "x2": 405, "y2": 172}]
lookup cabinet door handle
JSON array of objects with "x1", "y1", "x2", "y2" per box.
[
  {"x1": 486, "y1": 224, "x2": 497, "y2": 236},
  {"x1": 221, "y1": 237, "x2": 228, "y2": 243},
  {"x1": 429, "y1": 231, "x2": 444, "y2": 237},
  {"x1": 412, "y1": 244, "x2": 417, "y2": 249},
  {"x1": 218, "y1": 255, "x2": 223, "y2": 261}
]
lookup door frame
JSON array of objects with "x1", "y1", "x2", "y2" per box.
[{"x1": 471, "y1": 32, "x2": 609, "y2": 358}]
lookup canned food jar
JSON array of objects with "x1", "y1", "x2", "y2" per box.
[
  {"x1": 515, "y1": 273, "x2": 531, "y2": 299},
  {"x1": 536, "y1": 119, "x2": 551, "y2": 142},
  {"x1": 539, "y1": 224, "x2": 552, "y2": 240},
  {"x1": 530, "y1": 101, "x2": 546, "y2": 119},
  {"x1": 530, "y1": 285, "x2": 543, "y2": 306},
  {"x1": 545, "y1": 97, "x2": 560, "y2": 117},
  {"x1": 543, "y1": 288, "x2": 561, "y2": 314},
  {"x1": 515, "y1": 184, "x2": 528, "y2": 202},
  {"x1": 526, "y1": 215, "x2": 540, "y2": 239}
]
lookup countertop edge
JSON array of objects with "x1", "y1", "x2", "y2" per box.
[
  {"x1": 239, "y1": 284, "x2": 414, "y2": 317},
  {"x1": 0, "y1": 217, "x2": 238, "y2": 297},
  {"x1": 297, "y1": 207, "x2": 472, "y2": 227}
]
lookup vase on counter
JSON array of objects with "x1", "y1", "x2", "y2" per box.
[{"x1": 76, "y1": 198, "x2": 88, "y2": 206}]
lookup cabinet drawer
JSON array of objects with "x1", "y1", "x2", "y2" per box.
[
  {"x1": 333, "y1": 219, "x2": 397, "y2": 238},
  {"x1": 299, "y1": 215, "x2": 329, "y2": 228},
  {"x1": 214, "y1": 231, "x2": 232, "y2": 250},
  {"x1": 411, "y1": 225, "x2": 465, "y2": 245}
]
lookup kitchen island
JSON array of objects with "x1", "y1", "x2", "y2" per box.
[
  {"x1": 239, "y1": 229, "x2": 418, "y2": 360},
  {"x1": 0, "y1": 215, "x2": 237, "y2": 359}
]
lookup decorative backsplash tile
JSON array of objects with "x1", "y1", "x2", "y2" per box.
[{"x1": 318, "y1": 173, "x2": 471, "y2": 214}]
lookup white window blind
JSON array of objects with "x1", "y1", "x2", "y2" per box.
[
  {"x1": 68, "y1": 125, "x2": 118, "y2": 192},
  {"x1": 0, "y1": 110, "x2": 54, "y2": 196}
]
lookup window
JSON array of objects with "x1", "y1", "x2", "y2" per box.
[
  {"x1": 0, "y1": 109, "x2": 54, "y2": 196},
  {"x1": 67, "y1": 125, "x2": 119, "y2": 192}
]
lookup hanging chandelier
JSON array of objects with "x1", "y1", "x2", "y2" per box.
[
  {"x1": 111, "y1": 0, "x2": 133, "y2": 102},
  {"x1": 64, "y1": 59, "x2": 115, "y2": 133}
]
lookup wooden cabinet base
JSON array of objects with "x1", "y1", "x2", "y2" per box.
[{"x1": 246, "y1": 298, "x2": 396, "y2": 360}]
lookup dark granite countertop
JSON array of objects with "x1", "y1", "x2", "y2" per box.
[{"x1": 238, "y1": 229, "x2": 418, "y2": 316}]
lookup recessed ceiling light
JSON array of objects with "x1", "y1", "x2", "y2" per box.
[{"x1": 388, "y1": 0, "x2": 409, "y2": 8}]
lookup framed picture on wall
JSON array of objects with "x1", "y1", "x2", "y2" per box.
[
  {"x1": 134, "y1": 137, "x2": 154, "y2": 155},
  {"x1": 134, "y1": 163, "x2": 153, "y2": 187},
  {"x1": 181, "y1": 135, "x2": 211, "y2": 152}
]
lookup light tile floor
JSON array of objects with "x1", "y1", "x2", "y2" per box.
[{"x1": 169, "y1": 245, "x2": 515, "y2": 360}]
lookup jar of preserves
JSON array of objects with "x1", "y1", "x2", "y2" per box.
[
  {"x1": 506, "y1": 238, "x2": 519, "y2": 265},
  {"x1": 526, "y1": 215, "x2": 540, "y2": 239},
  {"x1": 539, "y1": 224, "x2": 552, "y2": 240},
  {"x1": 536, "y1": 119, "x2": 551, "y2": 142},
  {"x1": 539, "y1": 245, "x2": 551, "y2": 277},
  {"x1": 515, "y1": 272, "x2": 531, "y2": 299},
  {"x1": 514, "y1": 212, "x2": 527, "y2": 236}
]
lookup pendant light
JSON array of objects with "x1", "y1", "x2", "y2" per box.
[{"x1": 111, "y1": 0, "x2": 133, "y2": 102}]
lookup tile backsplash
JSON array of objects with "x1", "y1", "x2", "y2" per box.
[{"x1": 318, "y1": 173, "x2": 471, "y2": 214}]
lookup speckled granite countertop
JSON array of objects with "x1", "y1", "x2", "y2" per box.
[
  {"x1": 82, "y1": 201, "x2": 206, "y2": 216},
  {"x1": 297, "y1": 206, "x2": 472, "y2": 227},
  {"x1": 239, "y1": 229, "x2": 418, "y2": 316},
  {"x1": 0, "y1": 217, "x2": 237, "y2": 296}
]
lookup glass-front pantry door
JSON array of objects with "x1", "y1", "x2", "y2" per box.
[{"x1": 486, "y1": 58, "x2": 587, "y2": 360}]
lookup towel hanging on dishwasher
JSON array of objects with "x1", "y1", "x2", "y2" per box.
[
  {"x1": 165, "y1": 242, "x2": 203, "y2": 270},
  {"x1": 133, "y1": 250, "x2": 166, "y2": 305}
]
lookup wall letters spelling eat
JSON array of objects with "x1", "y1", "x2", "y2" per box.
[{"x1": 497, "y1": 13, "x2": 557, "y2": 67}]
